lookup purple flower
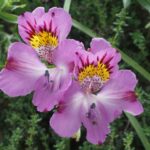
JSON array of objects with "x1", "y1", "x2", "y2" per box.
[
  {"x1": 18, "y1": 7, "x2": 72, "y2": 63},
  {"x1": 0, "y1": 40, "x2": 82, "y2": 112},
  {"x1": 50, "y1": 38, "x2": 144, "y2": 144}
]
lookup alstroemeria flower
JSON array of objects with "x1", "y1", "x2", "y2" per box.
[
  {"x1": 18, "y1": 7, "x2": 72, "y2": 63},
  {"x1": 50, "y1": 38, "x2": 144, "y2": 144},
  {"x1": 0, "y1": 40, "x2": 81, "y2": 112}
]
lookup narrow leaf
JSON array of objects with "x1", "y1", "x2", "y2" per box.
[
  {"x1": 73, "y1": 19, "x2": 97, "y2": 37},
  {"x1": 123, "y1": 0, "x2": 131, "y2": 8},
  {"x1": 118, "y1": 50, "x2": 150, "y2": 81},
  {"x1": 63, "y1": 0, "x2": 72, "y2": 12},
  {"x1": 72, "y1": 19, "x2": 150, "y2": 81},
  {"x1": 0, "y1": 12, "x2": 17, "y2": 24},
  {"x1": 137, "y1": 0, "x2": 150, "y2": 13},
  {"x1": 125, "y1": 113, "x2": 150, "y2": 150}
]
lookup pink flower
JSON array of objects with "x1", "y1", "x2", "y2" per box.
[
  {"x1": 50, "y1": 38, "x2": 144, "y2": 144},
  {"x1": 18, "y1": 7, "x2": 72, "y2": 63},
  {"x1": 0, "y1": 40, "x2": 82, "y2": 112}
]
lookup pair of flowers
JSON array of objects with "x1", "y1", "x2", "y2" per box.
[{"x1": 0, "y1": 7, "x2": 143, "y2": 144}]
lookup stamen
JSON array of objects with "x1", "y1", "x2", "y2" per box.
[
  {"x1": 45, "y1": 70, "x2": 50, "y2": 82},
  {"x1": 29, "y1": 31, "x2": 58, "y2": 63},
  {"x1": 77, "y1": 54, "x2": 111, "y2": 94}
]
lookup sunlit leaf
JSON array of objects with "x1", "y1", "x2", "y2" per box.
[
  {"x1": 0, "y1": 0, "x2": 8, "y2": 10},
  {"x1": 0, "y1": 12, "x2": 17, "y2": 24}
]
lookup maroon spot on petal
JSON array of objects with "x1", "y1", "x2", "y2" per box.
[
  {"x1": 43, "y1": 108, "x2": 49, "y2": 112},
  {"x1": 20, "y1": 12, "x2": 25, "y2": 17},
  {"x1": 86, "y1": 56, "x2": 90, "y2": 66},
  {"x1": 51, "y1": 12, "x2": 55, "y2": 17},
  {"x1": 92, "y1": 121, "x2": 97, "y2": 125},
  {"x1": 100, "y1": 53, "x2": 107, "y2": 63},
  {"x1": 48, "y1": 20, "x2": 52, "y2": 32},
  {"x1": 98, "y1": 141, "x2": 102, "y2": 145},
  {"x1": 104, "y1": 56, "x2": 113, "y2": 67},
  {"x1": 53, "y1": 27, "x2": 57, "y2": 36},
  {"x1": 97, "y1": 56, "x2": 99, "y2": 61},
  {"x1": 26, "y1": 21, "x2": 35, "y2": 33},
  {"x1": 123, "y1": 91, "x2": 137, "y2": 102},
  {"x1": 56, "y1": 101, "x2": 65, "y2": 113},
  {"x1": 108, "y1": 65, "x2": 113, "y2": 71},
  {"x1": 5, "y1": 58, "x2": 18, "y2": 71},
  {"x1": 44, "y1": 21, "x2": 47, "y2": 31}
]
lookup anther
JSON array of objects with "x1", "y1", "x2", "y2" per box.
[
  {"x1": 90, "y1": 103, "x2": 96, "y2": 109},
  {"x1": 45, "y1": 70, "x2": 50, "y2": 82}
]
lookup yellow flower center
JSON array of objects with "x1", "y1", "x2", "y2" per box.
[
  {"x1": 29, "y1": 31, "x2": 58, "y2": 49},
  {"x1": 78, "y1": 62, "x2": 110, "y2": 82}
]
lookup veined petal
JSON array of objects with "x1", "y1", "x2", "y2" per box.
[
  {"x1": 80, "y1": 94, "x2": 110, "y2": 144},
  {"x1": 97, "y1": 70, "x2": 143, "y2": 121},
  {"x1": 50, "y1": 81, "x2": 82, "y2": 137},
  {"x1": 48, "y1": 7, "x2": 72, "y2": 41},
  {"x1": 0, "y1": 42, "x2": 46, "y2": 97},
  {"x1": 18, "y1": 11, "x2": 37, "y2": 43},
  {"x1": 33, "y1": 68, "x2": 72, "y2": 112},
  {"x1": 18, "y1": 7, "x2": 72, "y2": 45}
]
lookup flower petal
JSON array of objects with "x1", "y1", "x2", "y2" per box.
[
  {"x1": 33, "y1": 68, "x2": 72, "y2": 112},
  {"x1": 80, "y1": 94, "x2": 110, "y2": 144},
  {"x1": 32, "y1": 7, "x2": 45, "y2": 21},
  {"x1": 90, "y1": 38, "x2": 111, "y2": 54},
  {"x1": 0, "y1": 42, "x2": 46, "y2": 97},
  {"x1": 18, "y1": 12, "x2": 37, "y2": 43},
  {"x1": 50, "y1": 81, "x2": 82, "y2": 137},
  {"x1": 53, "y1": 39, "x2": 83, "y2": 71},
  {"x1": 48, "y1": 7, "x2": 72, "y2": 41},
  {"x1": 97, "y1": 70, "x2": 143, "y2": 121}
]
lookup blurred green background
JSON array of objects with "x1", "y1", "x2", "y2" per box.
[{"x1": 0, "y1": 0, "x2": 150, "y2": 150}]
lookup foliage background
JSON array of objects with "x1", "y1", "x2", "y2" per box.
[{"x1": 0, "y1": 0, "x2": 150, "y2": 150}]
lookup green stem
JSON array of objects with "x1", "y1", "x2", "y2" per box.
[
  {"x1": 63, "y1": 0, "x2": 72, "y2": 12},
  {"x1": 125, "y1": 113, "x2": 150, "y2": 150}
]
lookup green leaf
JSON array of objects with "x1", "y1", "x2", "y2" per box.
[
  {"x1": 145, "y1": 22, "x2": 150, "y2": 29},
  {"x1": 125, "y1": 113, "x2": 150, "y2": 150},
  {"x1": 0, "y1": 0, "x2": 8, "y2": 10},
  {"x1": 0, "y1": 12, "x2": 17, "y2": 24},
  {"x1": 63, "y1": 0, "x2": 72, "y2": 12},
  {"x1": 72, "y1": 19, "x2": 150, "y2": 81},
  {"x1": 73, "y1": 19, "x2": 97, "y2": 38},
  {"x1": 137, "y1": 0, "x2": 150, "y2": 13},
  {"x1": 123, "y1": 0, "x2": 131, "y2": 8},
  {"x1": 118, "y1": 50, "x2": 150, "y2": 81}
]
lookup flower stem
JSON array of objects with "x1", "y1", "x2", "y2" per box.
[{"x1": 65, "y1": 139, "x2": 70, "y2": 150}]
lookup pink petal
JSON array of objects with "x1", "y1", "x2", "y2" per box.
[
  {"x1": 18, "y1": 12, "x2": 37, "y2": 43},
  {"x1": 90, "y1": 38, "x2": 111, "y2": 54},
  {"x1": 80, "y1": 96, "x2": 110, "y2": 144},
  {"x1": 53, "y1": 39, "x2": 83, "y2": 70},
  {"x1": 123, "y1": 98, "x2": 144, "y2": 116},
  {"x1": 33, "y1": 68, "x2": 72, "y2": 112},
  {"x1": 50, "y1": 81, "x2": 82, "y2": 137},
  {"x1": 32, "y1": 7, "x2": 45, "y2": 21},
  {"x1": 48, "y1": 7, "x2": 72, "y2": 41},
  {"x1": 97, "y1": 70, "x2": 143, "y2": 120},
  {"x1": 0, "y1": 42, "x2": 46, "y2": 97}
]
